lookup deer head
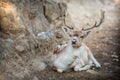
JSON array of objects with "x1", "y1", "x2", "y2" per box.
[{"x1": 62, "y1": 10, "x2": 105, "y2": 48}]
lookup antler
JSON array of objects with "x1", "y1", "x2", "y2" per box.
[{"x1": 82, "y1": 10, "x2": 105, "y2": 31}]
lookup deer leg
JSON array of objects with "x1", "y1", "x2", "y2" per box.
[
  {"x1": 91, "y1": 56, "x2": 101, "y2": 68},
  {"x1": 72, "y1": 58, "x2": 85, "y2": 71},
  {"x1": 88, "y1": 51, "x2": 101, "y2": 68},
  {"x1": 85, "y1": 45, "x2": 101, "y2": 68}
]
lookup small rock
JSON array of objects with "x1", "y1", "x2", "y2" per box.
[
  {"x1": 32, "y1": 60, "x2": 47, "y2": 71},
  {"x1": 86, "y1": 70, "x2": 99, "y2": 75},
  {"x1": 6, "y1": 38, "x2": 14, "y2": 43},
  {"x1": 92, "y1": 67, "x2": 95, "y2": 70},
  {"x1": 115, "y1": 27, "x2": 119, "y2": 30},
  {"x1": 109, "y1": 71, "x2": 112, "y2": 73},
  {"x1": 104, "y1": 62, "x2": 110, "y2": 66},
  {"x1": 105, "y1": 67, "x2": 108, "y2": 69},
  {"x1": 33, "y1": 76, "x2": 39, "y2": 80},
  {"x1": 96, "y1": 45, "x2": 99, "y2": 48},
  {"x1": 37, "y1": 30, "x2": 54, "y2": 41},
  {"x1": 37, "y1": 32, "x2": 47, "y2": 40},
  {"x1": 15, "y1": 45, "x2": 24, "y2": 52},
  {"x1": 111, "y1": 55, "x2": 118, "y2": 58},
  {"x1": 113, "y1": 59, "x2": 119, "y2": 62},
  {"x1": 102, "y1": 52, "x2": 108, "y2": 56}
]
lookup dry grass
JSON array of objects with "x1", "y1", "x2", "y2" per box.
[
  {"x1": 0, "y1": 1, "x2": 23, "y2": 33},
  {"x1": 0, "y1": 0, "x2": 120, "y2": 80}
]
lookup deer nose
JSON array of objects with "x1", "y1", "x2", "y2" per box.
[{"x1": 72, "y1": 39, "x2": 77, "y2": 44}]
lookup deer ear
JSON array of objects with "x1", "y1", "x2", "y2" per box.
[
  {"x1": 62, "y1": 26, "x2": 70, "y2": 34},
  {"x1": 62, "y1": 26, "x2": 73, "y2": 37},
  {"x1": 81, "y1": 31, "x2": 91, "y2": 38}
]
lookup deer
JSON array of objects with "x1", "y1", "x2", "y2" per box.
[{"x1": 51, "y1": 10, "x2": 105, "y2": 73}]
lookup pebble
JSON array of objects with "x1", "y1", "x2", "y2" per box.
[
  {"x1": 6, "y1": 38, "x2": 14, "y2": 43},
  {"x1": 102, "y1": 52, "x2": 109, "y2": 56},
  {"x1": 86, "y1": 70, "x2": 99, "y2": 75},
  {"x1": 15, "y1": 45, "x2": 24, "y2": 52},
  {"x1": 111, "y1": 55, "x2": 118, "y2": 58},
  {"x1": 104, "y1": 62, "x2": 110, "y2": 66},
  {"x1": 33, "y1": 76, "x2": 39, "y2": 80},
  {"x1": 113, "y1": 59, "x2": 119, "y2": 62}
]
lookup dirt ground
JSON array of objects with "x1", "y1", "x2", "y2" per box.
[
  {"x1": 34, "y1": 29, "x2": 120, "y2": 78},
  {"x1": 32, "y1": 3, "x2": 120, "y2": 80},
  {"x1": 0, "y1": 0, "x2": 120, "y2": 80}
]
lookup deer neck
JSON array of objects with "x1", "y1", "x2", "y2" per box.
[{"x1": 66, "y1": 40, "x2": 74, "y2": 53}]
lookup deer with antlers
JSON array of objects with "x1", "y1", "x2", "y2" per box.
[{"x1": 51, "y1": 10, "x2": 105, "y2": 73}]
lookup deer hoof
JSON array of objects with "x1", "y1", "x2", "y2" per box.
[
  {"x1": 57, "y1": 69, "x2": 63, "y2": 73},
  {"x1": 95, "y1": 63, "x2": 101, "y2": 69}
]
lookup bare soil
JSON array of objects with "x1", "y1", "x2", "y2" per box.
[
  {"x1": 0, "y1": 1, "x2": 120, "y2": 80},
  {"x1": 29, "y1": 7, "x2": 120, "y2": 80}
]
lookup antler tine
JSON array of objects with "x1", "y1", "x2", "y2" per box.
[
  {"x1": 94, "y1": 10, "x2": 105, "y2": 27},
  {"x1": 82, "y1": 21, "x2": 97, "y2": 31},
  {"x1": 82, "y1": 10, "x2": 105, "y2": 31}
]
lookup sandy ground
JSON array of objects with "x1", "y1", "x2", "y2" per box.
[
  {"x1": 32, "y1": 1, "x2": 120, "y2": 80},
  {"x1": 0, "y1": 0, "x2": 120, "y2": 80}
]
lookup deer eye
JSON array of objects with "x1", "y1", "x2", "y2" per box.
[
  {"x1": 69, "y1": 34, "x2": 72, "y2": 37},
  {"x1": 80, "y1": 35, "x2": 84, "y2": 38}
]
